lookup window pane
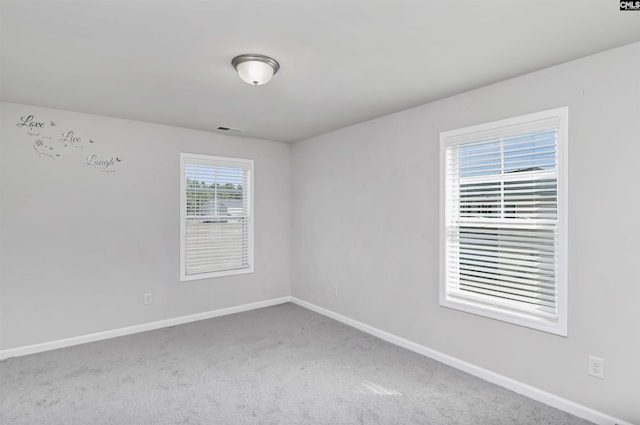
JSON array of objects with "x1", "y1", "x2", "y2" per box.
[
  {"x1": 441, "y1": 107, "x2": 567, "y2": 335},
  {"x1": 181, "y1": 154, "x2": 253, "y2": 281},
  {"x1": 185, "y1": 219, "x2": 249, "y2": 275},
  {"x1": 457, "y1": 225, "x2": 557, "y2": 316},
  {"x1": 186, "y1": 165, "x2": 246, "y2": 218},
  {"x1": 503, "y1": 130, "x2": 556, "y2": 173},
  {"x1": 460, "y1": 182, "x2": 501, "y2": 218},
  {"x1": 459, "y1": 139, "x2": 500, "y2": 178}
]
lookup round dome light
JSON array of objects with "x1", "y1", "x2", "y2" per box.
[{"x1": 231, "y1": 54, "x2": 280, "y2": 86}]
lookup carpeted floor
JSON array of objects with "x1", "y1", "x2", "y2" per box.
[{"x1": 0, "y1": 303, "x2": 593, "y2": 425}]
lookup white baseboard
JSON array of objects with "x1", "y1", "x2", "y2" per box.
[
  {"x1": 0, "y1": 296, "x2": 291, "y2": 361},
  {"x1": 1, "y1": 295, "x2": 630, "y2": 425},
  {"x1": 290, "y1": 297, "x2": 630, "y2": 425}
]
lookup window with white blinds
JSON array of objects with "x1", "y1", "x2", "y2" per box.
[
  {"x1": 180, "y1": 153, "x2": 254, "y2": 281},
  {"x1": 440, "y1": 107, "x2": 568, "y2": 336}
]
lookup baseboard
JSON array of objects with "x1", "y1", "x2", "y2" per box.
[
  {"x1": 290, "y1": 297, "x2": 630, "y2": 425},
  {"x1": 0, "y1": 296, "x2": 292, "y2": 361},
  {"x1": 1, "y1": 295, "x2": 630, "y2": 425}
]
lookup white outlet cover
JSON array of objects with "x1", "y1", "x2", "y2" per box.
[{"x1": 588, "y1": 355, "x2": 605, "y2": 379}]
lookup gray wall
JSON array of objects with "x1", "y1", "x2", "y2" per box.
[
  {"x1": 0, "y1": 102, "x2": 291, "y2": 349},
  {"x1": 291, "y1": 42, "x2": 640, "y2": 423}
]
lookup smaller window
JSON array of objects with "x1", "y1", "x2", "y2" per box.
[
  {"x1": 180, "y1": 153, "x2": 254, "y2": 281},
  {"x1": 440, "y1": 107, "x2": 568, "y2": 335}
]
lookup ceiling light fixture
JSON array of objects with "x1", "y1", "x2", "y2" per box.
[{"x1": 231, "y1": 54, "x2": 280, "y2": 86}]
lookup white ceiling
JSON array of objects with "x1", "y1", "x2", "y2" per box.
[{"x1": 1, "y1": 1, "x2": 639, "y2": 143}]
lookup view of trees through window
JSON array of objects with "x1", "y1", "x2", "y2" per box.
[{"x1": 185, "y1": 165, "x2": 245, "y2": 218}]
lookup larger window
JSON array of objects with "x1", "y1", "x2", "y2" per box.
[
  {"x1": 440, "y1": 107, "x2": 568, "y2": 335},
  {"x1": 180, "y1": 153, "x2": 254, "y2": 281}
]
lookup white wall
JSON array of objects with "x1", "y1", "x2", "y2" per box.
[
  {"x1": 291, "y1": 42, "x2": 640, "y2": 423},
  {"x1": 0, "y1": 102, "x2": 291, "y2": 350}
]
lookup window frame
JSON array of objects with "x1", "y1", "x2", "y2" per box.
[
  {"x1": 180, "y1": 153, "x2": 254, "y2": 282},
  {"x1": 439, "y1": 107, "x2": 568, "y2": 336}
]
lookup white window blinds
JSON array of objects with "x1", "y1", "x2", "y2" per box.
[
  {"x1": 180, "y1": 154, "x2": 254, "y2": 281},
  {"x1": 441, "y1": 108, "x2": 567, "y2": 335}
]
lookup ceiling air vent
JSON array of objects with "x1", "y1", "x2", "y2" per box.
[{"x1": 216, "y1": 126, "x2": 245, "y2": 133}]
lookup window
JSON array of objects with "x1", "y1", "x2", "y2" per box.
[
  {"x1": 180, "y1": 153, "x2": 254, "y2": 281},
  {"x1": 440, "y1": 107, "x2": 568, "y2": 335}
]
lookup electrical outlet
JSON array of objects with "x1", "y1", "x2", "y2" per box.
[
  {"x1": 332, "y1": 285, "x2": 338, "y2": 297},
  {"x1": 588, "y1": 355, "x2": 604, "y2": 379},
  {"x1": 143, "y1": 293, "x2": 153, "y2": 305}
]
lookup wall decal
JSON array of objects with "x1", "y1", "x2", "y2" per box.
[
  {"x1": 84, "y1": 154, "x2": 122, "y2": 172},
  {"x1": 16, "y1": 114, "x2": 45, "y2": 130},
  {"x1": 59, "y1": 130, "x2": 82, "y2": 147},
  {"x1": 32, "y1": 140, "x2": 60, "y2": 158},
  {"x1": 17, "y1": 113, "x2": 123, "y2": 172}
]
